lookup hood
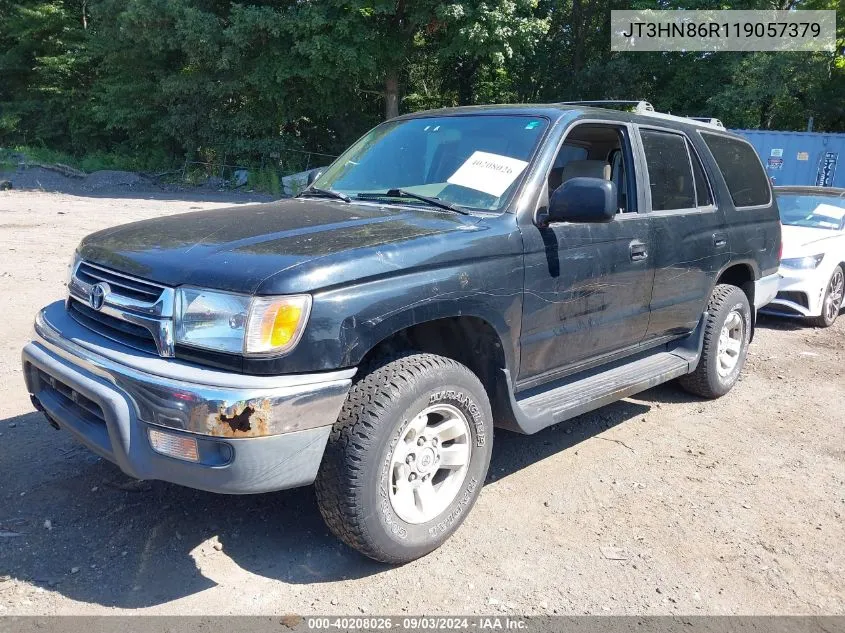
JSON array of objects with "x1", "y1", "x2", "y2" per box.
[
  {"x1": 780, "y1": 224, "x2": 843, "y2": 259},
  {"x1": 78, "y1": 198, "x2": 482, "y2": 294}
]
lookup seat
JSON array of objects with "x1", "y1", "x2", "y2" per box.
[
  {"x1": 549, "y1": 159, "x2": 611, "y2": 193},
  {"x1": 560, "y1": 159, "x2": 611, "y2": 182}
]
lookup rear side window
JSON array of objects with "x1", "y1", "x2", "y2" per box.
[
  {"x1": 701, "y1": 132, "x2": 771, "y2": 207},
  {"x1": 688, "y1": 140, "x2": 713, "y2": 206},
  {"x1": 640, "y1": 129, "x2": 696, "y2": 210}
]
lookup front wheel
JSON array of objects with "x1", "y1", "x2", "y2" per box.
[
  {"x1": 809, "y1": 265, "x2": 843, "y2": 328},
  {"x1": 679, "y1": 284, "x2": 752, "y2": 399},
  {"x1": 315, "y1": 352, "x2": 493, "y2": 563}
]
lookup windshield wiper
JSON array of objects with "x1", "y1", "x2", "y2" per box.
[
  {"x1": 357, "y1": 189, "x2": 469, "y2": 215},
  {"x1": 297, "y1": 187, "x2": 350, "y2": 203}
]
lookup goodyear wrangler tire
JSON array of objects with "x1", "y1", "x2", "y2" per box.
[{"x1": 315, "y1": 352, "x2": 493, "y2": 564}]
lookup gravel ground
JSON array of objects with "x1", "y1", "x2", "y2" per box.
[{"x1": 0, "y1": 190, "x2": 843, "y2": 616}]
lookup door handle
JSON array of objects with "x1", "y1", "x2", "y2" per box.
[
  {"x1": 629, "y1": 241, "x2": 648, "y2": 261},
  {"x1": 713, "y1": 233, "x2": 728, "y2": 248}
]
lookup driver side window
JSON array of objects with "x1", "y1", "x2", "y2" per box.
[{"x1": 547, "y1": 123, "x2": 636, "y2": 214}]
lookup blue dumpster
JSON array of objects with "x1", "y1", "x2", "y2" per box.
[{"x1": 731, "y1": 129, "x2": 845, "y2": 188}]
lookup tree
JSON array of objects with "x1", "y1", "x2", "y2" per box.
[{"x1": 1, "y1": 0, "x2": 842, "y2": 170}]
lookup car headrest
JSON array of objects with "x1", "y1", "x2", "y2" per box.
[{"x1": 560, "y1": 160, "x2": 611, "y2": 183}]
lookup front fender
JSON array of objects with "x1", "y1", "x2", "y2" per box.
[
  {"x1": 240, "y1": 254, "x2": 525, "y2": 376},
  {"x1": 317, "y1": 256, "x2": 524, "y2": 372}
]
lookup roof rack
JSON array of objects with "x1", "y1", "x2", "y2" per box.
[
  {"x1": 558, "y1": 100, "x2": 726, "y2": 130},
  {"x1": 686, "y1": 117, "x2": 726, "y2": 129},
  {"x1": 558, "y1": 100, "x2": 655, "y2": 113}
]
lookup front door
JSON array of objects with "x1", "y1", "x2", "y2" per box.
[{"x1": 517, "y1": 122, "x2": 655, "y2": 387}]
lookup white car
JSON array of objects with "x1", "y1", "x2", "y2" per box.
[{"x1": 763, "y1": 186, "x2": 845, "y2": 327}]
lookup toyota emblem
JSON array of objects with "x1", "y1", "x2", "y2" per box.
[{"x1": 89, "y1": 282, "x2": 109, "y2": 310}]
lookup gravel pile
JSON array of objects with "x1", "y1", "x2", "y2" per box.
[
  {"x1": 81, "y1": 170, "x2": 146, "y2": 191},
  {"x1": 0, "y1": 165, "x2": 273, "y2": 200},
  {"x1": 0, "y1": 166, "x2": 154, "y2": 195}
]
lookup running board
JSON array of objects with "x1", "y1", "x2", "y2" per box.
[{"x1": 498, "y1": 314, "x2": 706, "y2": 435}]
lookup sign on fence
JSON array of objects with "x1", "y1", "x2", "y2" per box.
[{"x1": 816, "y1": 152, "x2": 838, "y2": 187}]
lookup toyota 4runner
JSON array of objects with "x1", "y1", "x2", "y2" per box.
[{"x1": 22, "y1": 102, "x2": 781, "y2": 563}]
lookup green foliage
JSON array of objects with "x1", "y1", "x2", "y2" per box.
[
  {"x1": 248, "y1": 167, "x2": 281, "y2": 196},
  {"x1": 0, "y1": 0, "x2": 842, "y2": 175}
]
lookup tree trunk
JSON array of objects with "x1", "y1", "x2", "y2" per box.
[
  {"x1": 385, "y1": 73, "x2": 400, "y2": 120},
  {"x1": 571, "y1": 0, "x2": 583, "y2": 73},
  {"x1": 456, "y1": 59, "x2": 478, "y2": 106}
]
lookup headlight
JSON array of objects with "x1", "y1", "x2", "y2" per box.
[
  {"x1": 175, "y1": 288, "x2": 311, "y2": 356},
  {"x1": 66, "y1": 251, "x2": 81, "y2": 287},
  {"x1": 245, "y1": 295, "x2": 312, "y2": 354},
  {"x1": 781, "y1": 254, "x2": 824, "y2": 270}
]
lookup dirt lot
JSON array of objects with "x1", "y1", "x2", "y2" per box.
[{"x1": 0, "y1": 190, "x2": 843, "y2": 616}]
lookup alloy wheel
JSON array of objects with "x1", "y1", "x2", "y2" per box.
[
  {"x1": 716, "y1": 309, "x2": 745, "y2": 377},
  {"x1": 824, "y1": 268, "x2": 844, "y2": 322},
  {"x1": 388, "y1": 404, "x2": 472, "y2": 524}
]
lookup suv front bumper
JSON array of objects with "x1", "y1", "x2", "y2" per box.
[{"x1": 22, "y1": 301, "x2": 355, "y2": 494}]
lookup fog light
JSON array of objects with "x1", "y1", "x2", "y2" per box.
[{"x1": 148, "y1": 428, "x2": 199, "y2": 462}]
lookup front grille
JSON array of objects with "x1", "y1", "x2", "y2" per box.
[
  {"x1": 68, "y1": 260, "x2": 173, "y2": 356},
  {"x1": 775, "y1": 291, "x2": 809, "y2": 309},
  {"x1": 68, "y1": 299, "x2": 158, "y2": 354},
  {"x1": 33, "y1": 366, "x2": 106, "y2": 426},
  {"x1": 76, "y1": 262, "x2": 162, "y2": 303}
]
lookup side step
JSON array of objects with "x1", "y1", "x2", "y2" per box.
[{"x1": 498, "y1": 315, "x2": 706, "y2": 435}]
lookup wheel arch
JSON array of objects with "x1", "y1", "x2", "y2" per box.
[
  {"x1": 354, "y1": 314, "x2": 516, "y2": 426},
  {"x1": 713, "y1": 262, "x2": 758, "y2": 338}
]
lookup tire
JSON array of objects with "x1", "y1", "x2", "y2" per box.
[
  {"x1": 809, "y1": 265, "x2": 843, "y2": 328},
  {"x1": 679, "y1": 284, "x2": 752, "y2": 399},
  {"x1": 315, "y1": 352, "x2": 493, "y2": 563}
]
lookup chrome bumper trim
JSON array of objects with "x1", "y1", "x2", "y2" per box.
[{"x1": 29, "y1": 301, "x2": 354, "y2": 438}]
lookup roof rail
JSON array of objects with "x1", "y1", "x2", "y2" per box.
[
  {"x1": 558, "y1": 100, "x2": 655, "y2": 113},
  {"x1": 687, "y1": 117, "x2": 726, "y2": 129},
  {"x1": 558, "y1": 100, "x2": 726, "y2": 130}
]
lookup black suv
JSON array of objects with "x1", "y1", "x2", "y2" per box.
[{"x1": 22, "y1": 103, "x2": 781, "y2": 563}]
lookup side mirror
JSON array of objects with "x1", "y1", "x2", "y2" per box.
[
  {"x1": 547, "y1": 177, "x2": 617, "y2": 224},
  {"x1": 306, "y1": 168, "x2": 323, "y2": 186}
]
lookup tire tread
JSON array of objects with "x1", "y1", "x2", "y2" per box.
[
  {"x1": 679, "y1": 284, "x2": 748, "y2": 399},
  {"x1": 315, "y1": 351, "x2": 485, "y2": 563}
]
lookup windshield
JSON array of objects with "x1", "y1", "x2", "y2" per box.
[
  {"x1": 777, "y1": 192, "x2": 845, "y2": 231},
  {"x1": 313, "y1": 115, "x2": 549, "y2": 213}
]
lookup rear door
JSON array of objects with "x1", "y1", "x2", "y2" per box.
[
  {"x1": 636, "y1": 126, "x2": 730, "y2": 342},
  {"x1": 698, "y1": 131, "x2": 781, "y2": 286}
]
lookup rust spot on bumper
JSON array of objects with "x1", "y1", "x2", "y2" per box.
[{"x1": 210, "y1": 399, "x2": 272, "y2": 438}]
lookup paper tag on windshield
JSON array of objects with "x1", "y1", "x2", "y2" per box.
[
  {"x1": 814, "y1": 203, "x2": 845, "y2": 221},
  {"x1": 447, "y1": 151, "x2": 529, "y2": 197}
]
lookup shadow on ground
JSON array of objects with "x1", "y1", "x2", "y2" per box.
[
  {"x1": 755, "y1": 313, "x2": 809, "y2": 332},
  {"x1": 0, "y1": 389, "x2": 663, "y2": 608},
  {"x1": 755, "y1": 310, "x2": 844, "y2": 332}
]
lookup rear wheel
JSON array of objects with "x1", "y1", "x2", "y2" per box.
[
  {"x1": 809, "y1": 265, "x2": 843, "y2": 328},
  {"x1": 679, "y1": 284, "x2": 752, "y2": 399},
  {"x1": 315, "y1": 352, "x2": 493, "y2": 563}
]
